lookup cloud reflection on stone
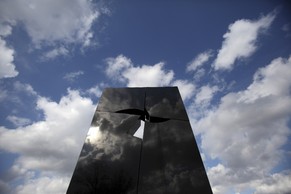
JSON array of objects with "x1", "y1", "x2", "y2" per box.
[{"x1": 67, "y1": 87, "x2": 212, "y2": 194}]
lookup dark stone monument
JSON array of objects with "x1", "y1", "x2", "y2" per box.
[{"x1": 67, "y1": 87, "x2": 213, "y2": 194}]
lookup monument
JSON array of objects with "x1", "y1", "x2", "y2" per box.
[{"x1": 67, "y1": 87, "x2": 213, "y2": 194}]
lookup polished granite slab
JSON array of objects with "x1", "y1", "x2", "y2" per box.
[{"x1": 67, "y1": 87, "x2": 212, "y2": 194}]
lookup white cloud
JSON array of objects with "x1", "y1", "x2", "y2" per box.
[
  {"x1": 0, "y1": 23, "x2": 13, "y2": 37},
  {"x1": 0, "y1": 82, "x2": 38, "y2": 107},
  {"x1": 41, "y1": 46, "x2": 69, "y2": 60},
  {"x1": 105, "y1": 54, "x2": 133, "y2": 82},
  {"x1": 209, "y1": 167, "x2": 291, "y2": 194},
  {"x1": 0, "y1": 23, "x2": 18, "y2": 79},
  {"x1": 193, "y1": 68, "x2": 206, "y2": 81},
  {"x1": 187, "y1": 50, "x2": 213, "y2": 72},
  {"x1": 254, "y1": 171, "x2": 291, "y2": 194},
  {"x1": 194, "y1": 56, "x2": 291, "y2": 192},
  {"x1": 0, "y1": 38, "x2": 18, "y2": 79},
  {"x1": 195, "y1": 85, "x2": 219, "y2": 105},
  {"x1": 0, "y1": 0, "x2": 100, "y2": 47},
  {"x1": 63, "y1": 71, "x2": 84, "y2": 82},
  {"x1": 86, "y1": 84, "x2": 103, "y2": 98},
  {"x1": 105, "y1": 55, "x2": 198, "y2": 101},
  {"x1": 15, "y1": 176, "x2": 70, "y2": 194},
  {"x1": 0, "y1": 88, "x2": 96, "y2": 193},
  {"x1": 123, "y1": 62, "x2": 174, "y2": 87},
  {"x1": 207, "y1": 164, "x2": 231, "y2": 194},
  {"x1": 13, "y1": 81, "x2": 37, "y2": 96},
  {"x1": 105, "y1": 55, "x2": 175, "y2": 87},
  {"x1": 172, "y1": 79, "x2": 195, "y2": 101},
  {"x1": 213, "y1": 12, "x2": 275, "y2": 70},
  {"x1": 188, "y1": 85, "x2": 219, "y2": 130},
  {"x1": 238, "y1": 56, "x2": 291, "y2": 103},
  {"x1": 6, "y1": 115, "x2": 31, "y2": 127}
]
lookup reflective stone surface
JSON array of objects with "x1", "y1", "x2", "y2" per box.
[
  {"x1": 145, "y1": 87, "x2": 188, "y2": 120},
  {"x1": 67, "y1": 87, "x2": 212, "y2": 194},
  {"x1": 139, "y1": 120, "x2": 212, "y2": 193},
  {"x1": 97, "y1": 88, "x2": 145, "y2": 113}
]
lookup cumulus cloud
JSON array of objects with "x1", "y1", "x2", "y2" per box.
[
  {"x1": 194, "y1": 56, "x2": 291, "y2": 193},
  {"x1": 105, "y1": 55, "x2": 175, "y2": 87},
  {"x1": 15, "y1": 176, "x2": 70, "y2": 194},
  {"x1": 13, "y1": 81, "x2": 37, "y2": 96},
  {"x1": 238, "y1": 56, "x2": 291, "y2": 103},
  {"x1": 188, "y1": 84, "x2": 219, "y2": 130},
  {"x1": 105, "y1": 54, "x2": 133, "y2": 82},
  {"x1": 187, "y1": 50, "x2": 213, "y2": 72},
  {"x1": 63, "y1": 71, "x2": 84, "y2": 82},
  {"x1": 105, "y1": 55, "x2": 197, "y2": 101},
  {"x1": 0, "y1": 32, "x2": 18, "y2": 78},
  {"x1": 213, "y1": 12, "x2": 276, "y2": 70},
  {"x1": 0, "y1": 23, "x2": 13, "y2": 37},
  {"x1": 0, "y1": 81, "x2": 38, "y2": 107},
  {"x1": 195, "y1": 85, "x2": 219, "y2": 105},
  {"x1": 172, "y1": 79, "x2": 195, "y2": 101},
  {"x1": 0, "y1": 0, "x2": 100, "y2": 47},
  {"x1": 254, "y1": 171, "x2": 291, "y2": 194},
  {"x1": 41, "y1": 46, "x2": 69, "y2": 61},
  {"x1": 0, "y1": 88, "x2": 96, "y2": 193},
  {"x1": 193, "y1": 68, "x2": 206, "y2": 81},
  {"x1": 207, "y1": 164, "x2": 232, "y2": 193},
  {"x1": 208, "y1": 165, "x2": 291, "y2": 194},
  {"x1": 123, "y1": 62, "x2": 174, "y2": 87},
  {"x1": 86, "y1": 84, "x2": 104, "y2": 98},
  {"x1": 6, "y1": 115, "x2": 31, "y2": 127}
]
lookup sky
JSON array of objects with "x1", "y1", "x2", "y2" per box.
[{"x1": 0, "y1": 0, "x2": 291, "y2": 193}]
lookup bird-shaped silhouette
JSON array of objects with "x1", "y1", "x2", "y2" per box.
[
  {"x1": 115, "y1": 107, "x2": 169, "y2": 123},
  {"x1": 115, "y1": 93, "x2": 169, "y2": 139}
]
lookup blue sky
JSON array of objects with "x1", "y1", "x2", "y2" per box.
[{"x1": 0, "y1": 0, "x2": 291, "y2": 193}]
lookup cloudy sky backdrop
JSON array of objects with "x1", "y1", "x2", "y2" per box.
[{"x1": 0, "y1": 0, "x2": 291, "y2": 193}]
